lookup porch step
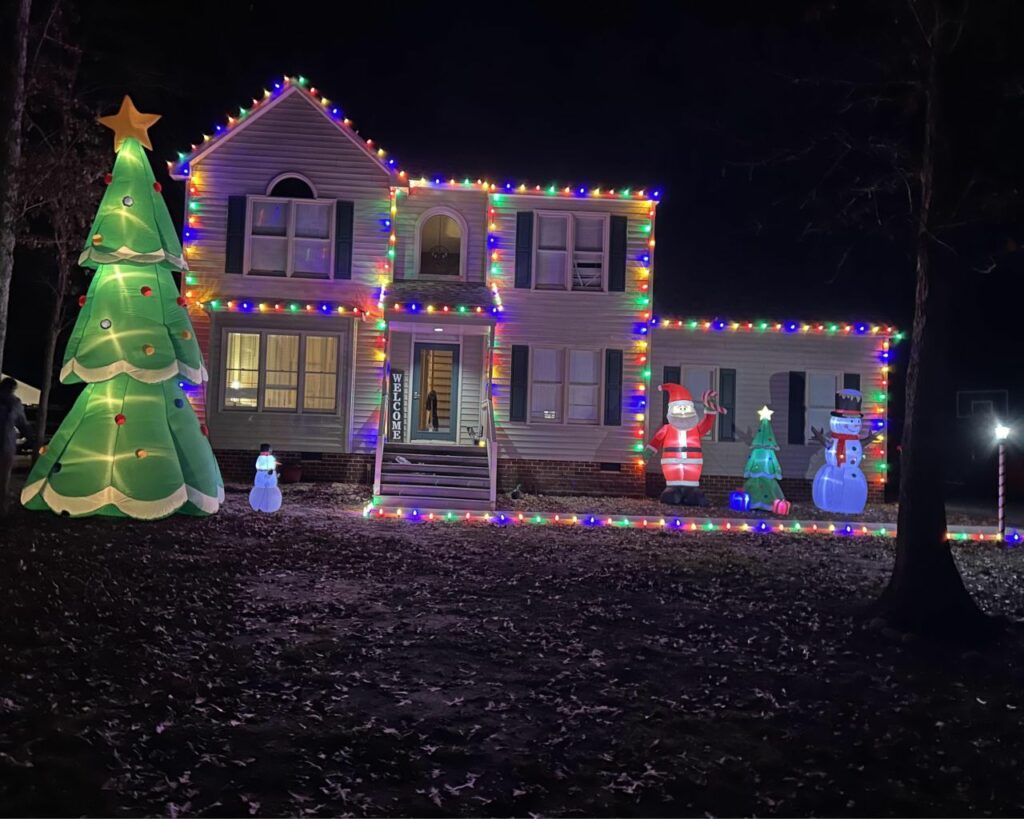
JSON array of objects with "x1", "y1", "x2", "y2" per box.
[
  {"x1": 379, "y1": 484, "x2": 491, "y2": 501},
  {"x1": 376, "y1": 495, "x2": 494, "y2": 512},
  {"x1": 378, "y1": 442, "x2": 494, "y2": 510},
  {"x1": 380, "y1": 473, "x2": 490, "y2": 489}
]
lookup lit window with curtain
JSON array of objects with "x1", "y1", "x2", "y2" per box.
[
  {"x1": 530, "y1": 348, "x2": 564, "y2": 421},
  {"x1": 264, "y1": 334, "x2": 299, "y2": 410},
  {"x1": 418, "y1": 214, "x2": 462, "y2": 276},
  {"x1": 303, "y1": 335, "x2": 338, "y2": 411},
  {"x1": 224, "y1": 332, "x2": 260, "y2": 408},
  {"x1": 567, "y1": 349, "x2": 600, "y2": 423}
]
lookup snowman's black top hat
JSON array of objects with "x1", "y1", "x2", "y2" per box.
[{"x1": 832, "y1": 389, "x2": 863, "y2": 417}]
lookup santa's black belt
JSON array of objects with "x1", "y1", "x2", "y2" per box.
[{"x1": 663, "y1": 446, "x2": 702, "y2": 453}]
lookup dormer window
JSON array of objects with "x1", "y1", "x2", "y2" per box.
[
  {"x1": 415, "y1": 208, "x2": 467, "y2": 278},
  {"x1": 246, "y1": 174, "x2": 334, "y2": 279}
]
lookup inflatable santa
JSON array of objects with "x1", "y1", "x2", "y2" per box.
[{"x1": 645, "y1": 383, "x2": 726, "y2": 506}]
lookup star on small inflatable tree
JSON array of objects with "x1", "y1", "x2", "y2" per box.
[
  {"x1": 22, "y1": 96, "x2": 223, "y2": 519},
  {"x1": 742, "y1": 405, "x2": 786, "y2": 511}
]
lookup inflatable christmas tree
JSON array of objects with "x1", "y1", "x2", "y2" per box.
[
  {"x1": 742, "y1": 405, "x2": 786, "y2": 511},
  {"x1": 21, "y1": 97, "x2": 223, "y2": 519}
]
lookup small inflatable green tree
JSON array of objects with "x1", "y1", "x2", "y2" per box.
[
  {"x1": 22, "y1": 97, "x2": 223, "y2": 519},
  {"x1": 743, "y1": 405, "x2": 785, "y2": 511}
]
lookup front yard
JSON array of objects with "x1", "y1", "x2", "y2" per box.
[{"x1": 2, "y1": 482, "x2": 1024, "y2": 816}]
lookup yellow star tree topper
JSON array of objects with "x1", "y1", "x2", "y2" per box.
[
  {"x1": 757, "y1": 405, "x2": 775, "y2": 422},
  {"x1": 98, "y1": 95, "x2": 161, "y2": 152}
]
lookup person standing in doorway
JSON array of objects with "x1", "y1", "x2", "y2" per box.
[{"x1": 0, "y1": 377, "x2": 35, "y2": 516}]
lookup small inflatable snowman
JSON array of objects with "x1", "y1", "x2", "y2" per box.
[
  {"x1": 812, "y1": 389, "x2": 868, "y2": 514},
  {"x1": 249, "y1": 442, "x2": 282, "y2": 513}
]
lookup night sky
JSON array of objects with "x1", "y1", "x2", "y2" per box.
[{"x1": 7, "y1": 0, "x2": 1022, "y2": 441}]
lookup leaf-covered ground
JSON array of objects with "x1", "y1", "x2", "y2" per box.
[{"x1": 2, "y1": 481, "x2": 1024, "y2": 817}]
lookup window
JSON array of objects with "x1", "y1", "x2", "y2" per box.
[
  {"x1": 418, "y1": 213, "x2": 462, "y2": 277},
  {"x1": 224, "y1": 333, "x2": 260, "y2": 408},
  {"x1": 264, "y1": 334, "x2": 299, "y2": 410},
  {"x1": 535, "y1": 214, "x2": 570, "y2": 288},
  {"x1": 568, "y1": 350, "x2": 600, "y2": 423},
  {"x1": 247, "y1": 197, "x2": 334, "y2": 278},
  {"x1": 530, "y1": 348, "x2": 564, "y2": 422},
  {"x1": 806, "y1": 372, "x2": 838, "y2": 442},
  {"x1": 683, "y1": 366, "x2": 716, "y2": 440},
  {"x1": 534, "y1": 212, "x2": 608, "y2": 290},
  {"x1": 304, "y1": 336, "x2": 339, "y2": 412},
  {"x1": 221, "y1": 331, "x2": 341, "y2": 413}
]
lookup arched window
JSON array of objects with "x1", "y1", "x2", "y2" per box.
[
  {"x1": 268, "y1": 175, "x2": 315, "y2": 199},
  {"x1": 418, "y1": 212, "x2": 463, "y2": 277}
]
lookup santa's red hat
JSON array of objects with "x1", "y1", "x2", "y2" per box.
[{"x1": 659, "y1": 383, "x2": 694, "y2": 403}]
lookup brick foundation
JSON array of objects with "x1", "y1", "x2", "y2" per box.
[
  {"x1": 215, "y1": 450, "x2": 374, "y2": 484},
  {"x1": 645, "y1": 471, "x2": 886, "y2": 504},
  {"x1": 497, "y1": 459, "x2": 646, "y2": 497},
  {"x1": 216, "y1": 449, "x2": 885, "y2": 504}
]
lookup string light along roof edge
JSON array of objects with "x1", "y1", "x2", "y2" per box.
[{"x1": 168, "y1": 75, "x2": 661, "y2": 200}]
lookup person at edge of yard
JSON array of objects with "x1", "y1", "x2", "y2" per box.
[{"x1": 0, "y1": 377, "x2": 35, "y2": 516}]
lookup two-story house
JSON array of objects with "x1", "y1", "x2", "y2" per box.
[
  {"x1": 170, "y1": 76, "x2": 894, "y2": 511},
  {"x1": 170, "y1": 76, "x2": 655, "y2": 510}
]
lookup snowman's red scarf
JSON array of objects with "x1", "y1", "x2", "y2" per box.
[{"x1": 832, "y1": 432, "x2": 859, "y2": 465}]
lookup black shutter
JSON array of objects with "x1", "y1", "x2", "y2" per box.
[
  {"x1": 603, "y1": 349, "x2": 623, "y2": 426},
  {"x1": 662, "y1": 365, "x2": 681, "y2": 423},
  {"x1": 225, "y1": 196, "x2": 246, "y2": 274},
  {"x1": 718, "y1": 368, "x2": 737, "y2": 441},
  {"x1": 608, "y1": 215, "x2": 627, "y2": 291},
  {"x1": 788, "y1": 371, "x2": 806, "y2": 444},
  {"x1": 514, "y1": 211, "x2": 533, "y2": 288},
  {"x1": 334, "y1": 201, "x2": 354, "y2": 279},
  {"x1": 510, "y1": 345, "x2": 529, "y2": 422},
  {"x1": 843, "y1": 372, "x2": 861, "y2": 391}
]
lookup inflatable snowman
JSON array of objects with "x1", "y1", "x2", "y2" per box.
[
  {"x1": 812, "y1": 389, "x2": 868, "y2": 514},
  {"x1": 249, "y1": 443, "x2": 282, "y2": 513}
]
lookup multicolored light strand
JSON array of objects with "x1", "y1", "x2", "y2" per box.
[{"x1": 363, "y1": 503, "x2": 1022, "y2": 543}]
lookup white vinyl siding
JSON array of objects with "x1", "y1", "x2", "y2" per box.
[
  {"x1": 491, "y1": 196, "x2": 649, "y2": 464},
  {"x1": 648, "y1": 330, "x2": 885, "y2": 482},
  {"x1": 181, "y1": 88, "x2": 392, "y2": 449}
]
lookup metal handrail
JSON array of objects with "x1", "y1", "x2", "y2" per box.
[{"x1": 481, "y1": 396, "x2": 497, "y2": 508}]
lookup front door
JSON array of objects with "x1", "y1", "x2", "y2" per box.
[{"x1": 411, "y1": 342, "x2": 460, "y2": 442}]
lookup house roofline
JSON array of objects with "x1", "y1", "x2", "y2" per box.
[
  {"x1": 167, "y1": 74, "x2": 662, "y2": 201},
  {"x1": 168, "y1": 77, "x2": 396, "y2": 181}
]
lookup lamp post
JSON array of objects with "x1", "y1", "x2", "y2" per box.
[{"x1": 995, "y1": 423, "x2": 1011, "y2": 541}]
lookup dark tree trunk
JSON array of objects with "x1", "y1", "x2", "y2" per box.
[
  {"x1": 35, "y1": 248, "x2": 70, "y2": 445},
  {"x1": 0, "y1": 0, "x2": 32, "y2": 374},
  {"x1": 873, "y1": 25, "x2": 993, "y2": 640}
]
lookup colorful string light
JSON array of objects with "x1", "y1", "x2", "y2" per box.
[
  {"x1": 652, "y1": 316, "x2": 899, "y2": 487},
  {"x1": 361, "y1": 503, "x2": 1020, "y2": 543},
  {"x1": 169, "y1": 75, "x2": 661, "y2": 203},
  {"x1": 200, "y1": 299, "x2": 367, "y2": 317}
]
